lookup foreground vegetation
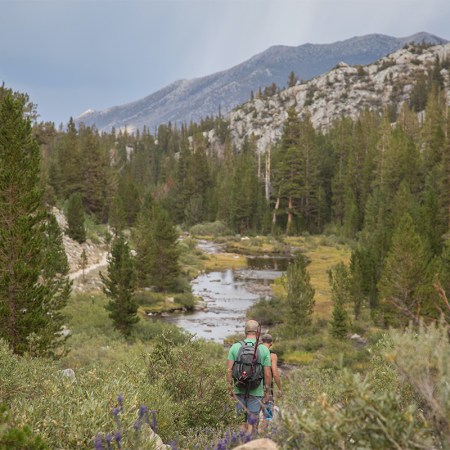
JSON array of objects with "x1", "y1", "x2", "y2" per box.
[
  {"x1": 1, "y1": 233, "x2": 448, "y2": 448},
  {"x1": 1, "y1": 308, "x2": 449, "y2": 449}
]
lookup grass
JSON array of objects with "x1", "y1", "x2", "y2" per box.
[
  {"x1": 60, "y1": 292, "x2": 186, "y2": 369},
  {"x1": 276, "y1": 235, "x2": 352, "y2": 319},
  {"x1": 203, "y1": 252, "x2": 247, "y2": 271},
  {"x1": 189, "y1": 234, "x2": 351, "y2": 318}
]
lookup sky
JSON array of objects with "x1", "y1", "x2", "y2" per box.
[{"x1": 1, "y1": 0, "x2": 449, "y2": 125}]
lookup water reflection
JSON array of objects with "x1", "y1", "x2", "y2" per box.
[{"x1": 247, "y1": 255, "x2": 292, "y2": 271}]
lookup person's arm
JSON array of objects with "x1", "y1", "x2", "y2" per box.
[
  {"x1": 271, "y1": 353, "x2": 282, "y2": 396},
  {"x1": 226, "y1": 359, "x2": 234, "y2": 395},
  {"x1": 263, "y1": 365, "x2": 272, "y2": 402}
]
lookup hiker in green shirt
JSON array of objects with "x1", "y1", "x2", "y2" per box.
[{"x1": 226, "y1": 319, "x2": 272, "y2": 433}]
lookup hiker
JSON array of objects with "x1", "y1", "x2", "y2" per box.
[
  {"x1": 261, "y1": 334, "x2": 282, "y2": 399},
  {"x1": 260, "y1": 334, "x2": 282, "y2": 424},
  {"x1": 227, "y1": 319, "x2": 272, "y2": 433}
]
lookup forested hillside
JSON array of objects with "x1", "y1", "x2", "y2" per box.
[
  {"x1": 32, "y1": 42, "x2": 450, "y2": 325},
  {"x1": 1, "y1": 41, "x2": 450, "y2": 449}
]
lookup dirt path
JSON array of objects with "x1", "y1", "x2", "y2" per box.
[{"x1": 69, "y1": 251, "x2": 108, "y2": 280}]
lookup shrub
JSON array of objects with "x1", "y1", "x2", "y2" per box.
[
  {"x1": 189, "y1": 221, "x2": 232, "y2": 237},
  {"x1": 174, "y1": 293, "x2": 196, "y2": 311},
  {"x1": 147, "y1": 332, "x2": 236, "y2": 433},
  {"x1": 1, "y1": 339, "x2": 177, "y2": 447},
  {"x1": 0, "y1": 404, "x2": 47, "y2": 449},
  {"x1": 246, "y1": 298, "x2": 284, "y2": 325},
  {"x1": 386, "y1": 320, "x2": 450, "y2": 446},
  {"x1": 279, "y1": 369, "x2": 434, "y2": 449}
]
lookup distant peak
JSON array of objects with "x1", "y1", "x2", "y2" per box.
[{"x1": 78, "y1": 108, "x2": 96, "y2": 118}]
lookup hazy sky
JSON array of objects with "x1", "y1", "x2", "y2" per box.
[{"x1": 1, "y1": 0, "x2": 449, "y2": 124}]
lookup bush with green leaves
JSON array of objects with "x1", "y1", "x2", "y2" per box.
[
  {"x1": 189, "y1": 221, "x2": 232, "y2": 237},
  {"x1": 246, "y1": 297, "x2": 285, "y2": 326},
  {"x1": 279, "y1": 369, "x2": 434, "y2": 449},
  {"x1": 385, "y1": 320, "x2": 450, "y2": 447},
  {"x1": 0, "y1": 339, "x2": 176, "y2": 448},
  {"x1": 147, "y1": 331, "x2": 236, "y2": 433},
  {"x1": 0, "y1": 404, "x2": 47, "y2": 450},
  {"x1": 277, "y1": 321, "x2": 450, "y2": 449}
]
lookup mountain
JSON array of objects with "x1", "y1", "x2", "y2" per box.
[
  {"x1": 226, "y1": 42, "x2": 450, "y2": 153},
  {"x1": 76, "y1": 32, "x2": 447, "y2": 133}
]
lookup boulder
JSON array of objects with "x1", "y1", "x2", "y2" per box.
[
  {"x1": 60, "y1": 368, "x2": 76, "y2": 381},
  {"x1": 233, "y1": 438, "x2": 279, "y2": 450}
]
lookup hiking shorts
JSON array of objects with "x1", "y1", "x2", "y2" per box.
[{"x1": 235, "y1": 395, "x2": 263, "y2": 422}]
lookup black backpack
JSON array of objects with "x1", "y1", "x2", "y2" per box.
[{"x1": 232, "y1": 340, "x2": 263, "y2": 390}]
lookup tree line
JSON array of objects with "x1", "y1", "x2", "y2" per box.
[{"x1": 39, "y1": 79, "x2": 449, "y2": 326}]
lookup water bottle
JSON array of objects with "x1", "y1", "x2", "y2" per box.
[{"x1": 264, "y1": 401, "x2": 273, "y2": 421}]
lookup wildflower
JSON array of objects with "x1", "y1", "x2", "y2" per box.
[
  {"x1": 117, "y1": 394, "x2": 124, "y2": 412},
  {"x1": 167, "y1": 441, "x2": 178, "y2": 450},
  {"x1": 215, "y1": 438, "x2": 228, "y2": 450},
  {"x1": 114, "y1": 431, "x2": 122, "y2": 449},
  {"x1": 150, "y1": 409, "x2": 158, "y2": 433},
  {"x1": 94, "y1": 434, "x2": 104, "y2": 450},
  {"x1": 247, "y1": 414, "x2": 257, "y2": 426},
  {"x1": 138, "y1": 405, "x2": 148, "y2": 418},
  {"x1": 111, "y1": 407, "x2": 121, "y2": 429},
  {"x1": 105, "y1": 434, "x2": 113, "y2": 450},
  {"x1": 133, "y1": 420, "x2": 141, "y2": 432}
]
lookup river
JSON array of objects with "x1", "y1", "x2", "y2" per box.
[{"x1": 164, "y1": 241, "x2": 290, "y2": 342}]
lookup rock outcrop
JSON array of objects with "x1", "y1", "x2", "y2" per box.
[{"x1": 227, "y1": 43, "x2": 450, "y2": 154}]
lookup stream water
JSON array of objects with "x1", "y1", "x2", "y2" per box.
[{"x1": 163, "y1": 241, "x2": 290, "y2": 342}]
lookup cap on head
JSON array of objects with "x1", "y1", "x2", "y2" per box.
[
  {"x1": 245, "y1": 319, "x2": 259, "y2": 334},
  {"x1": 262, "y1": 334, "x2": 273, "y2": 343}
]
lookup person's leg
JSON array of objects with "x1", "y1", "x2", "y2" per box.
[
  {"x1": 244, "y1": 396, "x2": 263, "y2": 434},
  {"x1": 235, "y1": 395, "x2": 249, "y2": 432}
]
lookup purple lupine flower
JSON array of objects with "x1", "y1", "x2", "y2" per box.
[
  {"x1": 228, "y1": 431, "x2": 238, "y2": 445},
  {"x1": 114, "y1": 431, "x2": 122, "y2": 449},
  {"x1": 150, "y1": 409, "x2": 158, "y2": 433},
  {"x1": 117, "y1": 394, "x2": 124, "y2": 412},
  {"x1": 167, "y1": 441, "x2": 178, "y2": 450},
  {"x1": 111, "y1": 407, "x2": 121, "y2": 429},
  {"x1": 105, "y1": 434, "x2": 113, "y2": 450},
  {"x1": 133, "y1": 419, "x2": 141, "y2": 432},
  {"x1": 244, "y1": 433, "x2": 252, "y2": 443},
  {"x1": 247, "y1": 413, "x2": 257, "y2": 426},
  {"x1": 215, "y1": 439, "x2": 227, "y2": 450},
  {"x1": 94, "y1": 434, "x2": 104, "y2": 450},
  {"x1": 138, "y1": 405, "x2": 148, "y2": 418}
]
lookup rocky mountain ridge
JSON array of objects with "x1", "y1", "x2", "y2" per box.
[
  {"x1": 226, "y1": 42, "x2": 450, "y2": 154},
  {"x1": 76, "y1": 32, "x2": 447, "y2": 133}
]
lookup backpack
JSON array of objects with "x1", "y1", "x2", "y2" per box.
[{"x1": 232, "y1": 340, "x2": 263, "y2": 390}]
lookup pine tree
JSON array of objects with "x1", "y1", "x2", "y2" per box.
[
  {"x1": 288, "y1": 71, "x2": 298, "y2": 88},
  {"x1": 79, "y1": 126, "x2": 108, "y2": 221},
  {"x1": 100, "y1": 233, "x2": 138, "y2": 337},
  {"x1": 147, "y1": 205, "x2": 180, "y2": 291},
  {"x1": 331, "y1": 300, "x2": 349, "y2": 339},
  {"x1": 378, "y1": 213, "x2": 430, "y2": 325},
  {"x1": 58, "y1": 117, "x2": 83, "y2": 198},
  {"x1": 43, "y1": 213, "x2": 70, "y2": 278},
  {"x1": 0, "y1": 93, "x2": 70, "y2": 356},
  {"x1": 329, "y1": 262, "x2": 351, "y2": 338},
  {"x1": 134, "y1": 200, "x2": 180, "y2": 291},
  {"x1": 108, "y1": 194, "x2": 126, "y2": 237},
  {"x1": 66, "y1": 192, "x2": 86, "y2": 243},
  {"x1": 283, "y1": 254, "x2": 315, "y2": 336}
]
